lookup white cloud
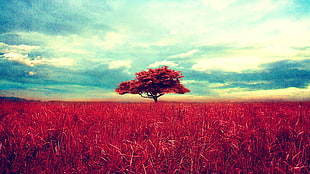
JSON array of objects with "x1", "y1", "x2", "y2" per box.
[
  {"x1": 10, "y1": 44, "x2": 40, "y2": 52},
  {"x1": 148, "y1": 60, "x2": 179, "y2": 68},
  {"x1": 0, "y1": 42, "x2": 47, "y2": 67},
  {"x1": 46, "y1": 34, "x2": 94, "y2": 55},
  {"x1": 261, "y1": 20, "x2": 310, "y2": 48},
  {"x1": 168, "y1": 49, "x2": 199, "y2": 59},
  {"x1": 231, "y1": 19, "x2": 309, "y2": 47},
  {"x1": 191, "y1": 56, "x2": 274, "y2": 72},
  {"x1": 3, "y1": 53, "x2": 45, "y2": 67},
  {"x1": 202, "y1": 0, "x2": 235, "y2": 11},
  {"x1": 3, "y1": 52, "x2": 76, "y2": 67},
  {"x1": 46, "y1": 58, "x2": 76, "y2": 67},
  {"x1": 28, "y1": 71, "x2": 36, "y2": 75},
  {"x1": 108, "y1": 60, "x2": 132, "y2": 69},
  {"x1": 174, "y1": 84, "x2": 310, "y2": 102},
  {"x1": 151, "y1": 36, "x2": 182, "y2": 47},
  {"x1": 212, "y1": 87, "x2": 310, "y2": 101},
  {"x1": 101, "y1": 31, "x2": 128, "y2": 50},
  {"x1": 182, "y1": 80, "x2": 204, "y2": 84},
  {"x1": 0, "y1": 42, "x2": 40, "y2": 54}
]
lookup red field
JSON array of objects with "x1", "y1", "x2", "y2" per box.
[{"x1": 0, "y1": 100, "x2": 309, "y2": 173}]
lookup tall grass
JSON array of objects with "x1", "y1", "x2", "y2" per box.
[{"x1": 0, "y1": 101, "x2": 309, "y2": 173}]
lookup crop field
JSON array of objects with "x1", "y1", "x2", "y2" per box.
[{"x1": 0, "y1": 100, "x2": 309, "y2": 173}]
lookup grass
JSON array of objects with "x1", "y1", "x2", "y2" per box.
[{"x1": 0, "y1": 100, "x2": 309, "y2": 173}]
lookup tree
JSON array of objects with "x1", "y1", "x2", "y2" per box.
[{"x1": 115, "y1": 66, "x2": 190, "y2": 102}]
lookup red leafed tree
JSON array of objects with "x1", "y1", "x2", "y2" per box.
[{"x1": 115, "y1": 66, "x2": 190, "y2": 102}]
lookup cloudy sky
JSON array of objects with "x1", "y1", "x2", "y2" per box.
[{"x1": 0, "y1": 0, "x2": 309, "y2": 102}]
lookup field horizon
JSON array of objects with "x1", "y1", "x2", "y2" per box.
[{"x1": 1, "y1": 96, "x2": 310, "y2": 104}]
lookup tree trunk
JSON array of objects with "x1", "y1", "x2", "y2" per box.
[{"x1": 153, "y1": 96, "x2": 158, "y2": 102}]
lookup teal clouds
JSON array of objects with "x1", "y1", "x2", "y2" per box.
[
  {"x1": 0, "y1": 0, "x2": 110, "y2": 35},
  {"x1": 0, "y1": 0, "x2": 309, "y2": 101}
]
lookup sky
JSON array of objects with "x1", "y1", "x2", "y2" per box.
[{"x1": 0, "y1": 0, "x2": 309, "y2": 102}]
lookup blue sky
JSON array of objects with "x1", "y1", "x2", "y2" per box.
[{"x1": 0, "y1": 0, "x2": 309, "y2": 101}]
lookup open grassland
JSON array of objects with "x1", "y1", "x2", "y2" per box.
[{"x1": 0, "y1": 100, "x2": 309, "y2": 173}]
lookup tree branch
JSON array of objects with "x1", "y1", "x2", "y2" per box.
[{"x1": 157, "y1": 93, "x2": 164, "y2": 97}]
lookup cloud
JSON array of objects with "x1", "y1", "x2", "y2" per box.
[
  {"x1": 0, "y1": 42, "x2": 39, "y2": 53},
  {"x1": 191, "y1": 56, "x2": 271, "y2": 72},
  {"x1": 3, "y1": 53, "x2": 45, "y2": 67},
  {"x1": 0, "y1": 0, "x2": 309, "y2": 101},
  {"x1": 202, "y1": 0, "x2": 235, "y2": 11},
  {"x1": 180, "y1": 79, "x2": 310, "y2": 101},
  {"x1": 2, "y1": 53, "x2": 76, "y2": 68},
  {"x1": 168, "y1": 49, "x2": 199, "y2": 59},
  {"x1": 28, "y1": 71, "x2": 36, "y2": 75},
  {"x1": 0, "y1": 56, "x2": 132, "y2": 90},
  {"x1": 0, "y1": 41, "x2": 78, "y2": 67},
  {"x1": 0, "y1": 0, "x2": 111, "y2": 35},
  {"x1": 46, "y1": 58, "x2": 76, "y2": 67},
  {"x1": 108, "y1": 60, "x2": 132, "y2": 69},
  {"x1": 212, "y1": 87, "x2": 310, "y2": 101},
  {"x1": 148, "y1": 60, "x2": 179, "y2": 68},
  {"x1": 0, "y1": 42, "x2": 47, "y2": 66},
  {"x1": 185, "y1": 59, "x2": 310, "y2": 93},
  {"x1": 101, "y1": 32, "x2": 128, "y2": 50},
  {"x1": 0, "y1": 83, "x2": 120, "y2": 101}
]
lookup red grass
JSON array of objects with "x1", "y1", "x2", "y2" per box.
[{"x1": 0, "y1": 100, "x2": 309, "y2": 173}]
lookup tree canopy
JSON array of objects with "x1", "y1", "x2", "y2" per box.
[{"x1": 115, "y1": 66, "x2": 190, "y2": 102}]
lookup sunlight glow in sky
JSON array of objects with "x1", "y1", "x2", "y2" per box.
[{"x1": 0, "y1": 0, "x2": 309, "y2": 101}]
